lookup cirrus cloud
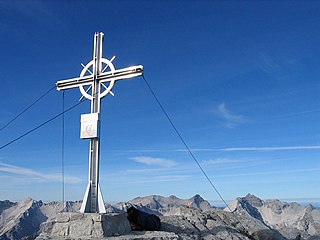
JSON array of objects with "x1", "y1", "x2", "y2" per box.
[
  {"x1": 214, "y1": 103, "x2": 248, "y2": 128},
  {"x1": 130, "y1": 156, "x2": 177, "y2": 168},
  {"x1": 0, "y1": 162, "x2": 81, "y2": 184}
]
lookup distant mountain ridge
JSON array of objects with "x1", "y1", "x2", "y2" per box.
[
  {"x1": 114, "y1": 194, "x2": 212, "y2": 216},
  {"x1": 0, "y1": 201, "x2": 15, "y2": 216},
  {"x1": 226, "y1": 193, "x2": 320, "y2": 239},
  {"x1": 0, "y1": 199, "x2": 81, "y2": 240},
  {"x1": 0, "y1": 194, "x2": 319, "y2": 240}
]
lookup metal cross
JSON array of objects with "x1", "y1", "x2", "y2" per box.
[{"x1": 56, "y1": 32, "x2": 143, "y2": 213}]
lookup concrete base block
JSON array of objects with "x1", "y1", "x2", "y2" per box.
[{"x1": 50, "y1": 212, "x2": 131, "y2": 238}]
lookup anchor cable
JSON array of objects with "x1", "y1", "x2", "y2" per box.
[
  {"x1": 61, "y1": 91, "x2": 66, "y2": 211},
  {"x1": 0, "y1": 85, "x2": 56, "y2": 132},
  {"x1": 142, "y1": 75, "x2": 249, "y2": 234},
  {"x1": 0, "y1": 99, "x2": 86, "y2": 150}
]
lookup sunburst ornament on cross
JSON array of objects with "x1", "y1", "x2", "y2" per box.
[{"x1": 56, "y1": 32, "x2": 143, "y2": 213}]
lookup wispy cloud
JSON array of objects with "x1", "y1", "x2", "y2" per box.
[
  {"x1": 105, "y1": 167, "x2": 190, "y2": 187},
  {"x1": 130, "y1": 156, "x2": 177, "y2": 168},
  {"x1": 221, "y1": 145, "x2": 320, "y2": 151},
  {"x1": 127, "y1": 175, "x2": 188, "y2": 184},
  {"x1": 214, "y1": 103, "x2": 247, "y2": 128},
  {"x1": 111, "y1": 149, "x2": 161, "y2": 153},
  {"x1": 202, "y1": 158, "x2": 252, "y2": 165},
  {"x1": 125, "y1": 168, "x2": 165, "y2": 174},
  {"x1": 0, "y1": 163, "x2": 81, "y2": 184},
  {"x1": 177, "y1": 145, "x2": 320, "y2": 152},
  {"x1": 216, "y1": 167, "x2": 320, "y2": 178}
]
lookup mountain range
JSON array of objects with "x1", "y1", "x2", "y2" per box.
[{"x1": 0, "y1": 194, "x2": 319, "y2": 239}]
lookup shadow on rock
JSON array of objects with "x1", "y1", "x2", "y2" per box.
[
  {"x1": 127, "y1": 206, "x2": 161, "y2": 231},
  {"x1": 252, "y1": 229, "x2": 288, "y2": 240}
]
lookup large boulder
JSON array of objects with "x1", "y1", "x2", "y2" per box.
[{"x1": 127, "y1": 206, "x2": 161, "y2": 231}]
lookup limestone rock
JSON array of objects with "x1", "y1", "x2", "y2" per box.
[
  {"x1": 225, "y1": 194, "x2": 320, "y2": 239},
  {"x1": 49, "y1": 212, "x2": 131, "y2": 238},
  {"x1": 0, "y1": 198, "x2": 46, "y2": 240},
  {"x1": 1, "y1": 194, "x2": 320, "y2": 239}
]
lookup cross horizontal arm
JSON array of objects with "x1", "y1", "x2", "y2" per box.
[
  {"x1": 56, "y1": 65, "x2": 144, "y2": 91},
  {"x1": 99, "y1": 65, "x2": 143, "y2": 84},
  {"x1": 56, "y1": 75, "x2": 93, "y2": 91}
]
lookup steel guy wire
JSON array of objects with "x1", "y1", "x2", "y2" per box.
[
  {"x1": 142, "y1": 75, "x2": 249, "y2": 235},
  {"x1": 0, "y1": 98, "x2": 86, "y2": 150},
  {"x1": 0, "y1": 85, "x2": 110, "y2": 151},
  {"x1": 0, "y1": 85, "x2": 56, "y2": 132}
]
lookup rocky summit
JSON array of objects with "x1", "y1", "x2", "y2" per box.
[
  {"x1": 0, "y1": 194, "x2": 319, "y2": 240},
  {"x1": 226, "y1": 194, "x2": 320, "y2": 239}
]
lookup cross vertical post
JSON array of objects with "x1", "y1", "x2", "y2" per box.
[
  {"x1": 56, "y1": 32, "x2": 143, "y2": 213},
  {"x1": 84, "y1": 32, "x2": 104, "y2": 213}
]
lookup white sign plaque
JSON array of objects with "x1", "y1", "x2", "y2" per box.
[{"x1": 80, "y1": 113, "x2": 99, "y2": 139}]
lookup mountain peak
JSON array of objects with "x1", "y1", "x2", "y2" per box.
[
  {"x1": 242, "y1": 193, "x2": 264, "y2": 207},
  {"x1": 190, "y1": 194, "x2": 203, "y2": 201},
  {"x1": 306, "y1": 203, "x2": 315, "y2": 211},
  {"x1": 125, "y1": 194, "x2": 212, "y2": 216},
  {"x1": 169, "y1": 195, "x2": 178, "y2": 200},
  {"x1": 188, "y1": 194, "x2": 212, "y2": 212}
]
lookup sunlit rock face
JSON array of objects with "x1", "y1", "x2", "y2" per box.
[{"x1": 225, "y1": 193, "x2": 320, "y2": 239}]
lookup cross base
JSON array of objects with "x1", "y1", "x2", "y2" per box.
[
  {"x1": 80, "y1": 182, "x2": 106, "y2": 213},
  {"x1": 47, "y1": 212, "x2": 131, "y2": 238}
]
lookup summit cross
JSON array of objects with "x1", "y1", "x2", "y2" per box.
[{"x1": 56, "y1": 32, "x2": 143, "y2": 213}]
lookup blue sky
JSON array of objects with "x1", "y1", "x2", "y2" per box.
[{"x1": 0, "y1": 0, "x2": 319, "y2": 205}]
